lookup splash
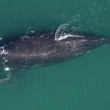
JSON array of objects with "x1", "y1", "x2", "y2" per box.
[
  {"x1": 55, "y1": 24, "x2": 80, "y2": 41},
  {"x1": 55, "y1": 24, "x2": 70, "y2": 41}
]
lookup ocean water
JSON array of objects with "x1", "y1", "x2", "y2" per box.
[{"x1": 0, "y1": 0, "x2": 110, "y2": 110}]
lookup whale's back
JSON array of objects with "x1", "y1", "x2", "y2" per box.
[{"x1": 0, "y1": 32, "x2": 110, "y2": 72}]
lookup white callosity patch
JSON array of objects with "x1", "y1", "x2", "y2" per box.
[
  {"x1": 0, "y1": 46, "x2": 8, "y2": 55},
  {"x1": 3, "y1": 61, "x2": 10, "y2": 71},
  {"x1": 0, "y1": 45, "x2": 9, "y2": 70},
  {"x1": 5, "y1": 67, "x2": 10, "y2": 71}
]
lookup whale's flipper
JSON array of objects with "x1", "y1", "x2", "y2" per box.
[
  {"x1": 0, "y1": 72, "x2": 16, "y2": 86},
  {"x1": 0, "y1": 72, "x2": 10, "y2": 83},
  {"x1": 0, "y1": 77, "x2": 9, "y2": 83},
  {"x1": 7, "y1": 79, "x2": 16, "y2": 86}
]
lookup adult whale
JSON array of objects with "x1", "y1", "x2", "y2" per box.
[{"x1": 0, "y1": 31, "x2": 110, "y2": 83}]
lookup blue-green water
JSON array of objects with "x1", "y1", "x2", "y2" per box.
[{"x1": 0, "y1": 0, "x2": 110, "y2": 110}]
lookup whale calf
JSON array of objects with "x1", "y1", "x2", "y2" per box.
[{"x1": 0, "y1": 31, "x2": 110, "y2": 83}]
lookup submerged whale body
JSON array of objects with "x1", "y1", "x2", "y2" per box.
[{"x1": 0, "y1": 31, "x2": 110, "y2": 83}]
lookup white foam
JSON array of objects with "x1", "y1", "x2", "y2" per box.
[
  {"x1": 55, "y1": 24, "x2": 83, "y2": 41},
  {"x1": 56, "y1": 34, "x2": 84, "y2": 41},
  {"x1": 22, "y1": 35, "x2": 29, "y2": 39}
]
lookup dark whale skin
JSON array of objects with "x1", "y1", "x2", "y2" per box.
[{"x1": 0, "y1": 31, "x2": 110, "y2": 82}]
